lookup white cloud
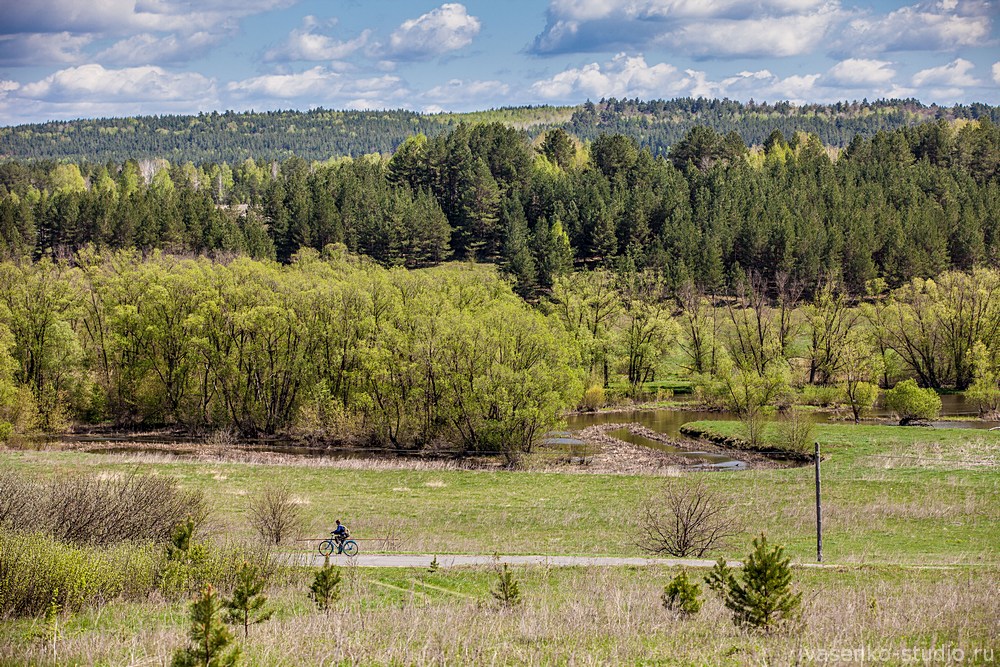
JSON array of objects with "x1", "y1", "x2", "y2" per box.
[
  {"x1": 531, "y1": 53, "x2": 704, "y2": 100},
  {"x1": 385, "y1": 3, "x2": 480, "y2": 60},
  {"x1": 265, "y1": 17, "x2": 370, "y2": 62},
  {"x1": 96, "y1": 32, "x2": 223, "y2": 64},
  {"x1": 227, "y1": 66, "x2": 406, "y2": 104},
  {"x1": 720, "y1": 69, "x2": 820, "y2": 103},
  {"x1": 836, "y1": 1, "x2": 992, "y2": 55},
  {"x1": 826, "y1": 58, "x2": 896, "y2": 87},
  {"x1": 658, "y1": 8, "x2": 841, "y2": 57},
  {"x1": 912, "y1": 58, "x2": 980, "y2": 87},
  {"x1": 423, "y1": 79, "x2": 510, "y2": 105},
  {"x1": 0, "y1": 32, "x2": 92, "y2": 66},
  {"x1": 18, "y1": 64, "x2": 216, "y2": 103},
  {"x1": 992, "y1": 62, "x2": 1000, "y2": 85}
]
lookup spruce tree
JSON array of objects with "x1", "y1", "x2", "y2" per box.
[{"x1": 309, "y1": 562, "x2": 342, "y2": 613}]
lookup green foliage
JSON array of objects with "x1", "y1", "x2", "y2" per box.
[
  {"x1": 428, "y1": 555, "x2": 439, "y2": 573},
  {"x1": 172, "y1": 584, "x2": 241, "y2": 667},
  {"x1": 0, "y1": 530, "x2": 158, "y2": 618},
  {"x1": 579, "y1": 384, "x2": 605, "y2": 411},
  {"x1": 774, "y1": 411, "x2": 816, "y2": 456},
  {"x1": 224, "y1": 562, "x2": 273, "y2": 639},
  {"x1": 884, "y1": 379, "x2": 942, "y2": 424},
  {"x1": 967, "y1": 341, "x2": 1000, "y2": 416},
  {"x1": 309, "y1": 563, "x2": 342, "y2": 612},
  {"x1": 705, "y1": 535, "x2": 802, "y2": 633},
  {"x1": 490, "y1": 563, "x2": 522, "y2": 609},
  {"x1": 661, "y1": 571, "x2": 702, "y2": 616}
]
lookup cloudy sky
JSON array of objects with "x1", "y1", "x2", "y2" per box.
[{"x1": 0, "y1": 0, "x2": 997, "y2": 125}]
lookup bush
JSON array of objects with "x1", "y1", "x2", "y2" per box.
[
  {"x1": 247, "y1": 484, "x2": 304, "y2": 546},
  {"x1": 0, "y1": 467, "x2": 208, "y2": 547},
  {"x1": 884, "y1": 379, "x2": 941, "y2": 425},
  {"x1": 579, "y1": 384, "x2": 606, "y2": 411},
  {"x1": 705, "y1": 534, "x2": 801, "y2": 633},
  {"x1": 799, "y1": 384, "x2": 841, "y2": 407},
  {"x1": 662, "y1": 570, "x2": 702, "y2": 616},
  {"x1": 636, "y1": 478, "x2": 739, "y2": 558},
  {"x1": 774, "y1": 411, "x2": 815, "y2": 455},
  {"x1": 0, "y1": 530, "x2": 159, "y2": 618}
]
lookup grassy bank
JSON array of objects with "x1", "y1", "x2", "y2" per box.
[{"x1": 2, "y1": 564, "x2": 996, "y2": 666}]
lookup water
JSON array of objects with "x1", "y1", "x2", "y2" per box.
[{"x1": 608, "y1": 428, "x2": 746, "y2": 470}]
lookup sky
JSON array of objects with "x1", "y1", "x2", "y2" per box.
[{"x1": 0, "y1": 0, "x2": 997, "y2": 125}]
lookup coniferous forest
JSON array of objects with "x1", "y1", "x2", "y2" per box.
[{"x1": 1, "y1": 115, "x2": 998, "y2": 296}]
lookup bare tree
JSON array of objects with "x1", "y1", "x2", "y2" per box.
[
  {"x1": 247, "y1": 484, "x2": 304, "y2": 545},
  {"x1": 636, "y1": 478, "x2": 740, "y2": 558}
]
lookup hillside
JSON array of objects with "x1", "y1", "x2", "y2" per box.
[{"x1": 2, "y1": 98, "x2": 999, "y2": 164}]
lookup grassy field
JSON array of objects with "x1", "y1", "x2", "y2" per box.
[
  {"x1": 2, "y1": 422, "x2": 999, "y2": 564},
  {"x1": 2, "y1": 564, "x2": 997, "y2": 665},
  {"x1": 2, "y1": 419, "x2": 999, "y2": 664}
]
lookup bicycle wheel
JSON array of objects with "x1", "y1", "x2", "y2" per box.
[
  {"x1": 318, "y1": 539, "x2": 335, "y2": 557},
  {"x1": 342, "y1": 540, "x2": 359, "y2": 557}
]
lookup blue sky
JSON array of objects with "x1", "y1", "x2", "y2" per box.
[{"x1": 0, "y1": 0, "x2": 997, "y2": 125}]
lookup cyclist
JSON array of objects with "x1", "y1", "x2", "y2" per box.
[{"x1": 332, "y1": 519, "x2": 350, "y2": 553}]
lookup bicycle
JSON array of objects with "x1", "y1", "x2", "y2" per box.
[{"x1": 318, "y1": 533, "x2": 359, "y2": 557}]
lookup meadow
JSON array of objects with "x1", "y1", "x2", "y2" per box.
[{"x1": 1, "y1": 419, "x2": 998, "y2": 664}]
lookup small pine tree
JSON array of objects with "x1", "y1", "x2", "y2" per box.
[
  {"x1": 428, "y1": 555, "x2": 439, "y2": 573},
  {"x1": 310, "y1": 563, "x2": 342, "y2": 613},
  {"x1": 490, "y1": 563, "x2": 522, "y2": 608},
  {"x1": 172, "y1": 584, "x2": 241, "y2": 667},
  {"x1": 224, "y1": 562, "x2": 273, "y2": 639},
  {"x1": 661, "y1": 571, "x2": 702, "y2": 616},
  {"x1": 168, "y1": 516, "x2": 197, "y2": 561},
  {"x1": 705, "y1": 534, "x2": 802, "y2": 632}
]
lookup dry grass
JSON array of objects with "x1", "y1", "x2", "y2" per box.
[{"x1": 3, "y1": 565, "x2": 997, "y2": 666}]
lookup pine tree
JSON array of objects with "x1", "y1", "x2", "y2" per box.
[
  {"x1": 309, "y1": 561, "x2": 342, "y2": 613},
  {"x1": 490, "y1": 563, "x2": 522, "y2": 608},
  {"x1": 172, "y1": 584, "x2": 241, "y2": 667},
  {"x1": 661, "y1": 570, "x2": 702, "y2": 615},
  {"x1": 705, "y1": 534, "x2": 802, "y2": 632},
  {"x1": 224, "y1": 562, "x2": 273, "y2": 639}
]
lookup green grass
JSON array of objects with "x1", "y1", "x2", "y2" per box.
[{"x1": 3, "y1": 420, "x2": 999, "y2": 566}]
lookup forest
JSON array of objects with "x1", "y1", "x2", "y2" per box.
[
  {"x1": 2, "y1": 98, "x2": 999, "y2": 164},
  {"x1": 1, "y1": 117, "x2": 999, "y2": 298}
]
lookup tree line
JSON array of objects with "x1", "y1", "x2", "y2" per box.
[
  {"x1": 1, "y1": 117, "x2": 998, "y2": 297},
  {"x1": 3, "y1": 99, "x2": 999, "y2": 164},
  {"x1": 0, "y1": 249, "x2": 579, "y2": 463}
]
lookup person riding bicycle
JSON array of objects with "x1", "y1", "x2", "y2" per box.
[{"x1": 332, "y1": 519, "x2": 350, "y2": 553}]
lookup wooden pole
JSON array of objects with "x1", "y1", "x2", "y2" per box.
[{"x1": 815, "y1": 441, "x2": 822, "y2": 563}]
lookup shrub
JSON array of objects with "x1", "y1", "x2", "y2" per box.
[
  {"x1": 662, "y1": 571, "x2": 702, "y2": 616},
  {"x1": 705, "y1": 534, "x2": 801, "y2": 633},
  {"x1": 247, "y1": 484, "x2": 304, "y2": 546},
  {"x1": 774, "y1": 411, "x2": 815, "y2": 455},
  {"x1": 579, "y1": 384, "x2": 606, "y2": 411},
  {"x1": 0, "y1": 530, "x2": 159, "y2": 618},
  {"x1": 884, "y1": 379, "x2": 941, "y2": 425},
  {"x1": 799, "y1": 384, "x2": 840, "y2": 407},
  {"x1": 636, "y1": 478, "x2": 740, "y2": 558},
  {"x1": 172, "y1": 584, "x2": 241, "y2": 667},
  {"x1": 840, "y1": 380, "x2": 880, "y2": 423}
]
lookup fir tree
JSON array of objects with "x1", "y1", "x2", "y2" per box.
[
  {"x1": 490, "y1": 563, "x2": 522, "y2": 608},
  {"x1": 661, "y1": 570, "x2": 702, "y2": 616}
]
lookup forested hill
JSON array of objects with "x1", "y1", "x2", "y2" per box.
[{"x1": 3, "y1": 98, "x2": 999, "y2": 164}]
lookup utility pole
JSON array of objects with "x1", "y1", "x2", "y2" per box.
[{"x1": 815, "y1": 441, "x2": 822, "y2": 562}]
